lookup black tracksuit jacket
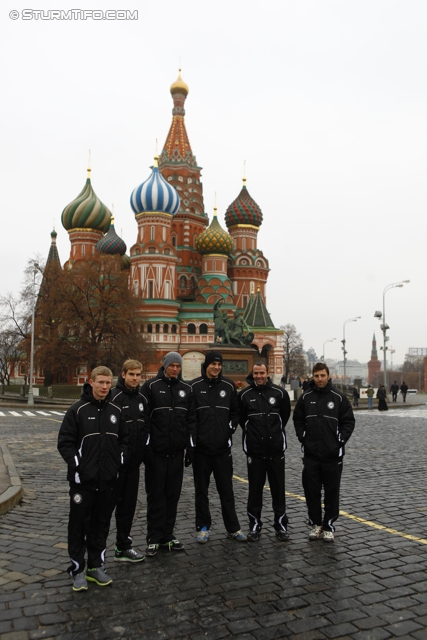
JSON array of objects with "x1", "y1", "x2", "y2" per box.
[
  {"x1": 190, "y1": 367, "x2": 239, "y2": 455},
  {"x1": 239, "y1": 374, "x2": 291, "y2": 458},
  {"x1": 293, "y1": 380, "x2": 355, "y2": 460},
  {"x1": 111, "y1": 374, "x2": 149, "y2": 468},
  {"x1": 57, "y1": 383, "x2": 127, "y2": 491},
  {"x1": 141, "y1": 367, "x2": 194, "y2": 457}
]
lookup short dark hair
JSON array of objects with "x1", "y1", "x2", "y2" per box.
[
  {"x1": 253, "y1": 361, "x2": 268, "y2": 372},
  {"x1": 313, "y1": 362, "x2": 329, "y2": 375}
]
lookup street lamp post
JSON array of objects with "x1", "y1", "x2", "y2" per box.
[
  {"x1": 342, "y1": 317, "x2": 361, "y2": 387},
  {"x1": 27, "y1": 264, "x2": 39, "y2": 406},
  {"x1": 374, "y1": 280, "x2": 410, "y2": 389},
  {"x1": 322, "y1": 338, "x2": 336, "y2": 362}
]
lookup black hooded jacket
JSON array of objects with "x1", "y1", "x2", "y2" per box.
[
  {"x1": 111, "y1": 373, "x2": 149, "y2": 467},
  {"x1": 141, "y1": 367, "x2": 194, "y2": 457},
  {"x1": 293, "y1": 379, "x2": 355, "y2": 460},
  {"x1": 190, "y1": 366, "x2": 239, "y2": 455},
  {"x1": 238, "y1": 373, "x2": 291, "y2": 458},
  {"x1": 57, "y1": 382, "x2": 128, "y2": 491}
]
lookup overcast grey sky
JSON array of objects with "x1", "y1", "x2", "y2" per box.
[{"x1": 2, "y1": 0, "x2": 426, "y2": 364}]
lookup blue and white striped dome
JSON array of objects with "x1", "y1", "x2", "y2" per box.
[{"x1": 130, "y1": 157, "x2": 180, "y2": 216}]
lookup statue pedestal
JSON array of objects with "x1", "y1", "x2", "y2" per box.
[{"x1": 205, "y1": 345, "x2": 257, "y2": 384}]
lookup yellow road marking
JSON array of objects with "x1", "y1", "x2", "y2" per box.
[{"x1": 233, "y1": 474, "x2": 427, "y2": 546}]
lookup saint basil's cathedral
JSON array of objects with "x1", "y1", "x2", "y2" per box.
[{"x1": 42, "y1": 72, "x2": 284, "y2": 383}]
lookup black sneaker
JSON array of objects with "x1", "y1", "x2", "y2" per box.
[
  {"x1": 145, "y1": 544, "x2": 159, "y2": 557},
  {"x1": 114, "y1": 547, "x2": 145, "y2": 563},
  {"x1": 247, "y1": 531, "x2": 261, "y2": 542},
  {"x1": 161, "y1": 539, "x2": 184, "y2": 551},
  {"x1": 86, "y1": 566, "x2": 112, "y2": 586},
  {"x1": 275, "y1": 530, "x2": 290, "y2": 542}
]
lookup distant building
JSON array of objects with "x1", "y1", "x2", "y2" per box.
[{"x1": 368, "y1": 333, "x2": 382, "y2": 384}]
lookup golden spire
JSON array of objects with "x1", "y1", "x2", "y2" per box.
[
  {"x1": 87, "y1": 149, "x2": 91, "y2": 179},
  {"x1": 154, "y1": 155, "x2": 159, "y2": 168},
  {"x1": 170, "y1": 68, "x2": 189, "y2": 97},
  {"x1": 243, "y1": 160, "x2": 247, "y2": 186}
]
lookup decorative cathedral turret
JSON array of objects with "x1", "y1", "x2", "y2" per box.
[
  {"x1": 225, "y1": 178, "x2": 269, "y2": 308},
  {"x1": 129, "y1": 157, "x2": 180, "y2": 303},
  {"x1": 158, "y1": 70, "x2": 208, "y2": 300},
  {"x1": 61, "y1": 167, "x2": 111, "y2": 263},
  {"x1": 46, "y1": 229, "x2": 61, "y2": 268},
  {"x1": 368, "y1": 333, "x2": 382, "y2": 384},
  {"x1": 96, "y1": 216, "x2": 130, "y2": 270},
  {"x1": 195, "y1": 208, "x2": 234, "y2": 304}
]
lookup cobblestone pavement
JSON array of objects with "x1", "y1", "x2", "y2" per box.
[{"x1": 0, "y1": 405, "x2": 427, "y2": 639}]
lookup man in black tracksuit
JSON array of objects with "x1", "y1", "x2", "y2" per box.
[
  {"x1": 110, "y1": 359, "x2": 149, "y2": 563},
  {"x1": 190, "y1": 351, "x2": 246, "y2": 543},
  {"x1": 141, "y1": 352, "x2": 194, "y2": 555},
  {"x1": 239, "y1": 362, "x2": 291, "y2": 542},
  {"x1": 57, "y1": 366, "x2": 128, "y2": 591},
  {"x1": 293, "y1": 362, "x2": 355, "y2": 542}
]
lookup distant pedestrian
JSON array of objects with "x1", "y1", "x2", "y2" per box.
[
  {"x1": 293, "y1": 362, "x2": 355, "y2": 543},
  {"x1": 302, "y1": 378, "x2": 310, "y2": 392},
  {"x1": 377, "y1": 384, "x2": 388, "y2": 411},
  {"x1": 190, "y1": 351, "x2": 246, "y2": 544},
  {"x1": 390, "y1": 380, "x2": 399, "y2": 402},
  {"x1": 110, "y1": 360, "x2": 150, "y2": 564},
  {"x1": 400, "y1": 381, "x2": 408, "y2": 403},
  {"x1": 239, "y1": 362, "x2": 291, "y2": 542},
  {"x1": 366, "y1": 385, "x2": 374, "y2": 410},
  {"x1": 57, "y1": 366, "x2": 128, "y2": 592},
  {"x1": 352, "y1": 385, "x2": 360, "y2": 407},
  {"x1": 141, "y1": 352, "x2": 194, "y2": 556}
]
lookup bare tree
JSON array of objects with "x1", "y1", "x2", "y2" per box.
[
  {"x1": 280, "y1": 323, "x2": 306, "y2": 382},
  {"x1": 35, "y1": 254, "x2": 153, "y2": 379}
]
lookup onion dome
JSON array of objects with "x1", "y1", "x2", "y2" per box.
[
  {"x1": 96, "y1": 216, "x2": 127, "y2": 256},
  {"x1": 170, "y1": 69, "x2": 189, "y2": 97},
  {"x1": 61, "y1": 168, "x2": 111, "y2": 232},
  {"x1": 196, "y1": 208, "x2": 235, "y2": 256},
  {"x1": 130, "y1": 157, "x2": 180, "y2": 216},
  {"x1": 225, "y1": 178, "x2": 263, "y2": 228}
]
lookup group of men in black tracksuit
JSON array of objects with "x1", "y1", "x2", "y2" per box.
[{"x1": 58, "y1": 354, "x2": 355, "y2": 591}]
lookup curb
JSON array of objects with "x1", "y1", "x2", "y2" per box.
[{"x1": 0, "y1": 442, "x2": 23, "y2": 515}]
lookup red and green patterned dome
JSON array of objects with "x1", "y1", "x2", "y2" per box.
[
  {"x1": 225, "y1": 179, "x2": 263, "y2": 228},
  {"x1": 61, "y1": 168, "x2": 111, "y2": 232},
  {"x1": 96, "y1": 217, "x2": 127, "y2": 256},
  {"x1": 196, "y1": 209, "x2": 235, "y2": 256}
]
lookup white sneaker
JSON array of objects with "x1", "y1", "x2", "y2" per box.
[
  {"x1": 308, "y1": 524, "x2": 323, "y2": 540},
  {"x1": 196, "y1": 527, "x2": 210, "y2": 543},
  {"x1": 323, "y1": 530, "x2": 335, "y2": 543}
]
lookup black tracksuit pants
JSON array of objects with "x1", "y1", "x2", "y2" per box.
[
  {"x1": 145, "y1": 454, "x2": 184, "y2": 544},
  {"x1": 193, "y1": 449, "x2": 240, "y2": 533},
  {"x1": 114, "y1": 465, "x2": 141, "y2": 551},
  {"x1": 247, "y1": 455, "x2": 288, "y2": 533},
  {"x1": 302, "y1": 456, "x2": 343, "y2": 532},
  {"x1": 67, "y1": 483, "x2": 116, "y2": 576}
]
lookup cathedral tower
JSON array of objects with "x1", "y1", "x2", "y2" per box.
[
  {"x1": 225, "y1": 178, "x2": 269, "y2": 308},
  {"x1": 158, "y1": 71, "x2": 208, "y2": 301}
]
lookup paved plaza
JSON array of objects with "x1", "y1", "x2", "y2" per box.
[{"x1": 0, "y1": 403, "x2": 427, "y2": 639}]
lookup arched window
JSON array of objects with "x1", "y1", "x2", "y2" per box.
[
  {"x1": 171, "y1": 324, "x2": 177, "y2": 334},
  {"x1": 188, "y1": 323, "x2": 196, "y2": 335},
  {"x1": 190, "y1": 276, "x2": 197, "y2": 290},
  {"x1": 199, "y1": 323, "x2": 208, "y2": 335},
  {"x1": 155, "y1": 324, "x2": 160, "y2": 334},
  {"x1": 163, "y1": 324, "x2": 169, "y2": 334},
  {"x1": 147, "y1": 324, "x2": 152, "y2": 334},
  {"x1": 179, "y1": 275, "x2": 187, "y2": 289},
  {"x1": 172, "y1": 236, "x2": 177, "y2": 247}
]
